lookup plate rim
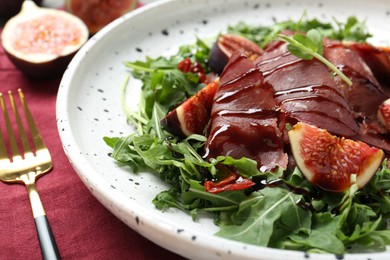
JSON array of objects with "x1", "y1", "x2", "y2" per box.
[{"x1": 56, "y1": 0, "x2": 390, "y2": 259}]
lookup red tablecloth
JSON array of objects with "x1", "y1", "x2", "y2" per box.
[{"x1": 0, "y1": 28, "x2": 184, "y2": 260}]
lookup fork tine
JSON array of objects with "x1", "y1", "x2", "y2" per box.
[
  {"x1": 18, "y1": 89, "x2": 47, "y2": 151},
  {"x1": 9, "y1": 90, "x2": 33, "y2": 156},
  {"x1": 0, "y1": 95, "x2": 8, "y2": 160},
  {"x1": 0, "y1": 128, "x2": 7, "y2": 160},
  {"x1": 0, "y1": 92, "x2": 20, "y2": 160}
]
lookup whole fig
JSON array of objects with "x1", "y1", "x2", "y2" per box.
[{"x1": 65, "y1": 0, "x2": 138, "y2": 34}]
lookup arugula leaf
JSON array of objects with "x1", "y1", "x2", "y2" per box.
[
  {"x1": 333, "y1": 16, "x2": 372, "y2": 42},
  {"x1": 279, "y1": 30, "x2": 353, "y2": 86},
  {"x1": 216, "y1": 187, "x2": 311, "y2": 247},
  {"x1": 103, "y1": 135, "x2": 146, "y2": 172},
  {"x1": 288, "y1": 213, "x2": 345, "y2": 254},
  {"x1": 215, "y1": 156, "x2": 262, "y2": 178},
  {"x1": 153, "y1": 186, "x2": 208, "y2": 221},
  {"x1": 356, "y1": 161, "x2": 390, "y2": 216},
  {"x1": 227, "y1": 21, "x2": 275, "y2": 48},
  {"x1": 227, "y1": 15, "x2": 371, "y2": 48}
]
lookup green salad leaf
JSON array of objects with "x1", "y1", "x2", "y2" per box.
[
  {"x1": 227, "y1": 13, "x2": 371, "y2": 48},
  {"x1": 216, "y1": 187, "x2": 311, "y2": 247}
]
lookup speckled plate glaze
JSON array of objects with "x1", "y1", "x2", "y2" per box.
[{"x1": 56, "y1": 0, "x2": 390, "y2": 259}]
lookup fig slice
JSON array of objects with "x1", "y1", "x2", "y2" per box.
[
  {"x1": 288, "y1": 122, "x2": 384, "y2": 192},
  {"x1": 1, "y1": 0, "x2": 89, "y2": 79},
  {"x1": 209, "y1": 34, "x2": 263, "y2": 74},
  {"x1": 378, "y1": 98, "x2": 390, "y2": 131},
  {"x1": 160, "y1": 80, "x2": 219, "y2": 137}
]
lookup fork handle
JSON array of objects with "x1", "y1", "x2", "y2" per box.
[
  {"x1": 27, "y1": 182, "x2": 61, "y2": 260},
  {"x1": 35, "y1": 215, "x2": 61, "y2": 260}
]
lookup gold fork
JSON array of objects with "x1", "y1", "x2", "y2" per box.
[{"x1": 0, "y1": 89, "x2": 60, "y2": 260}]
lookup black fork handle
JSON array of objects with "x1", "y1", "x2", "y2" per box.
[
  {"x1": 26, "y1": 181, "x2": 61, "y2": 260},
  {"x1": 34, "y1": 215, "x2": 61, "y2": 260}
]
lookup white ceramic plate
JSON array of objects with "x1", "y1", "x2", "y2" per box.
[{"x1": 56, "y1": 0, "x2": 390, "y2": 259}]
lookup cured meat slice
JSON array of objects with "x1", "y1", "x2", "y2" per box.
[
  {"x1": 343, "y1": 42, "x2": 390, "y2": 92},
  {"x1": 324, "y1": 41, "x2": 388, "y2": 119},
  {"x1": 205, "y1": 51, "x2": 287, "y2": 171},
  {"x1": 256, "y1": 46, "x2": 360, "y2": 138}
]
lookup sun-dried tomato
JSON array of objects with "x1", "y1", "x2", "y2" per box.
[
  {"x1": 204, "y1": 172, "x2": 255, "y2": 194},
  {"x1": 177, "y1": 58, "x2": 206, "y2": 83}
]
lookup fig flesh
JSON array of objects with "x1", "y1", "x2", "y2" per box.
[
  {"x1": 65, "y1": 0, "x2": 138, "y2": 35},
  {"x1": 160, "y1": 80, "x2": 219, "y2": 137},
  {"x1": 209, "y1": 34, "x2": 263, "y2": 74},
  {"x1": 378, "y1": 98, "x2": 390, "y2": 131},
  {"x1": 288, "y1": 122, "x2": 383, "y2": 192},
  {"x1": 1, "y1": 1, "x2": 89, "y2": 79}
]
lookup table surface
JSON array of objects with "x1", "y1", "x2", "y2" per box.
[{"x1": 0, "y1": 1, "x2": 185, "y2": 259}]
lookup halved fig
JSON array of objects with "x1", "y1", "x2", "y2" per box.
[
  {"x1": 378, "y1": 98, "x2": 390, "y2": 131},
  {"x1": 65, "y1": 0, "x2": 138, "y2": 35},
  {"x1": 160, "y1": 80, "x2": 219, "y2": 137},
  {"x1": 288, "y1": 122, "x2": 383, "y2": 192},
  {"x1": 1, "y1": 0, "x2": 89, "y2": 79},
  {"x1": 209, "y1": 34, "x2": 263, "y2": 74}
]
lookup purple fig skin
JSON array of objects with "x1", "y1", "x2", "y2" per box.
[
  {"x1": 4, "y1": 50, "x2": 76, "y2": 80},
  {"x1": 209, "y1": 41, "x2": 230, "y2": 75},
  {"x1": 0, "y1": 0, "x2": 42, "y2": 18},
  {"x1": 208, "y1": 34, "x2": 263, "y2": 75},
  {"x1": 160, "y1": 111, "x2": 186, "y2": 138}
]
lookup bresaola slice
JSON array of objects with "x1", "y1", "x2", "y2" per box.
[
  {"x1": 259, "y1": 56, "x2": 360, "y2": 137},
  {"x1": 344, "y1": 42, "x2": 390, "y2": 93},
  {"x1": 324, "y1": 41, "x2": 388, "y2": 119},
  {"x1": 204, "y1": 51, "x2": 288, "y2": 171}
]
